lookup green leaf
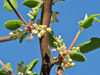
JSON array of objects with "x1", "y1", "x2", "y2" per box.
[
  {"x1": 22, "y1": 0, "x2": 40, "y2": 8},
  {"x1": 59, "y1": 0, "x2": 66, "y2": 1},
  {"x1": 26, "y1": 59, "x2": 39, "y2": 73},
  {"x1": 5, "y1": 20, "x2": 23, "y2": 30},
  {"x1": 19, "y1": 31, "x2": 28, "y2": 43},
  {"x1": 0, "y1": 70, "x2": 10, "y2": 75},
  {"x1": 69, "y1": 52, "x2": 86, "y2": 62},
  {"x1": 3, "y1": 0, "x2": 17, "y2": 11},
  {"x1": 49, "y1": 33, "x2": 60, "y2": 48},
  {"x1": 79, "y1": 14, "x2": 100, "y2": 29},
  {"x1": 94, "y1": 17, "x2": 100, "y2": 23},
  {"x1": 2, "y1": 63, "x2": 12, "y2": 71},
  {"x1": 78, "y1": 37, "x2": 100, "y2": 53},
  {"x1": 31, "y1": 72, "x2": 38, "y2": 75}
]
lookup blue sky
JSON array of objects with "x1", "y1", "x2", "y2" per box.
[{"x1": 0, "y1": 0, "x2": 100, "y2": 75}]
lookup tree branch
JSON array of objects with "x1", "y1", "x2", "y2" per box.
[
  {"x1": 67, "y1": 27, "x2": 83, "y2": 51},
  {"x1": 39, "y1": 0, "x2": 53, "y2": 75},
  {"x1": 7, "y1": 0, "x2": 28, "y2": 25},
  {"x1": 0, "y1": 36, "x2": 13, "y2": 42}
]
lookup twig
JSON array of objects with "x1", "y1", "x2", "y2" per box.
[
  {"x1": 0, "y1": 36, "x2": 13, "y2": 42},
  {"x1": 0, "y1": 60, "x2": 14, "y2": 75},
  {"x1": 67, "y1": 27, "x2": 83, "y2": 51},
  {"x1": 7, "y1": 0, "x2": 28, "y2": 25}
]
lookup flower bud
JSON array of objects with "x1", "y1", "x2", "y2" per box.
[
  {"x1": 47, "y1": 27, "x2": 51, "y2": 32},
  {"x1": 52, "y1": 49, "x2": 56, "y2": 52},
  {"x1": 55, "y1": 19, "x2": 59, "y2": 23},
  {"x1": 72, "y1": 47, "x2": 76, "y2": 50},
  {"x1": 27, "y1": 71, "x2": 32, "y2": 74},
  {"x1": 29, "y1": 11, "x2": 32, "y2": 14},
  {"x1": 71, "y1": 62, "x2": 75, "y2": 67},
  {"x1": 55, "y1": 11, "x2": 60, "y2": 15},
  {"x1": 9, "y1": 32, "x2": 13, "y2": 36},
  {"x1": 37, "y1": 33, "x2": 42, "y2": 38},
  {"x1": 53, "y1": 41, "x2": 57, "y2": 46}
]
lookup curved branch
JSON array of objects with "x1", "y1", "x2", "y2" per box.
[{"x1": 7, "y1": 0, "x2": 28, "y2": 25}]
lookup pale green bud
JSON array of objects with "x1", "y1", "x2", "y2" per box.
[
  {"x1": 47, "y1": 27, "x2": 51, "y2": 32},
  {"x1": 17, "y1": 28, "x2": 22, "y2": 33},
  {"x1": 31, "y1": 16, "x2": 34, "y2": 19},
  {"x1": 72, "y1": 47, "x2": 76, "y2": 50},
  {"x1": 76, "y1": 47, "x2": 80, "y2": 52},
  {"x1": 71, "y1": 62, "x2": 75, "y2": 67},
  {"x1": 61, "y1": 39, "x2": 63, "y2": 43},
  {"x1": 29, "y1": 11, "x2": 32, "y2": 14},
  {"x1": 9, "y1": 32, "x2": 13, "y2": 36}
]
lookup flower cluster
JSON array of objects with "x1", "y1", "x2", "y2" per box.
[
  {"x1": 51, "y1": 35, "x2": 67, "y2": 54},
  {"x1": 27, "y1": 7, "x2": 38, "y2": 20},
  {"x1": 51, "y1": 11, "x2": 60, "y2": 23},
  {"x1": 68, "y1": 47, "x2": 80, "y2": 53},
  {"x1": 51, "y1": 35, "x2": 80, "y2": 70},
  {"x1": 9, "y1": 28, "x2": 23, "y2": 40},
  {"x1": 15, "y1": 61, "x2": 28, "y2": 75},
  {"x1": 26, "y1": 23, "x2": 52, "y2": 41}
]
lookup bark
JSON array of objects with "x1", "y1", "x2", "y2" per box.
[{"x1": 39, "y1": 0, "x2": 53, "y2": 75}]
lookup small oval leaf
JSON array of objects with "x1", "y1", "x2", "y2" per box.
[
  {"x1": 69, "y1": 53, "x2": 86, "y2": 62},
  {"x1": 5, "y1": 20, "x2": 23, "y2": 30},
  {"x1": 26, "y1": 59, "x2": 39, "y2": 73},
  {"x1": 19, "y1": 31, "x2": 28, "y2": 43},
  {"x1": 3, "y1": 0, "x2": 18, "y2": 11},
  {"x1": 22, "y1": 0, "x2": 39, "y2": 8}
]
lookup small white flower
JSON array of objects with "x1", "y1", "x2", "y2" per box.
[
  {"x1": 47, "y1": 27, "x2": 51, "y2": 32},
  {"x1": 32, "y1": 29, "x2": 38, "y2": 34},
  {"x1": 39, "y1": 25, "x2": 42, "y2": 29},
  {"x1": 53, "y1": 41, "x2": 57, "y2": 46},
  {"x1": 37, "y1": 33, "x2": 42, "y2": 38},
  {"x1": 61, "y1": 45, "x2": 66, "y2": 50},
  {"x1": 68, "y1": 58, "x2": 72, "y2": 62},
  {"x1": 62, "y1": 50, "x2": 67, "y2": 54},
  {"x1": 57, "y1": 47, "x2": 61, "y2": 51},
  {"x1": 42, "y1": 25, "x2": 47, "y2": 29},
  {"x1": 40, "y1": 30, "x2": 46, "y2": 35},
  {"x1": 71, "y1": 62, "x2": 75, "y2": 67},
  {"x1": 27, "y1": 71, "x2": 32, "y2": 74},
  {"x1": 33, "y1": 23, "x2": 38, "y2": 28},
  {"x1": 31, "y1": 16, "x2": 34, "y2": 19}
]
